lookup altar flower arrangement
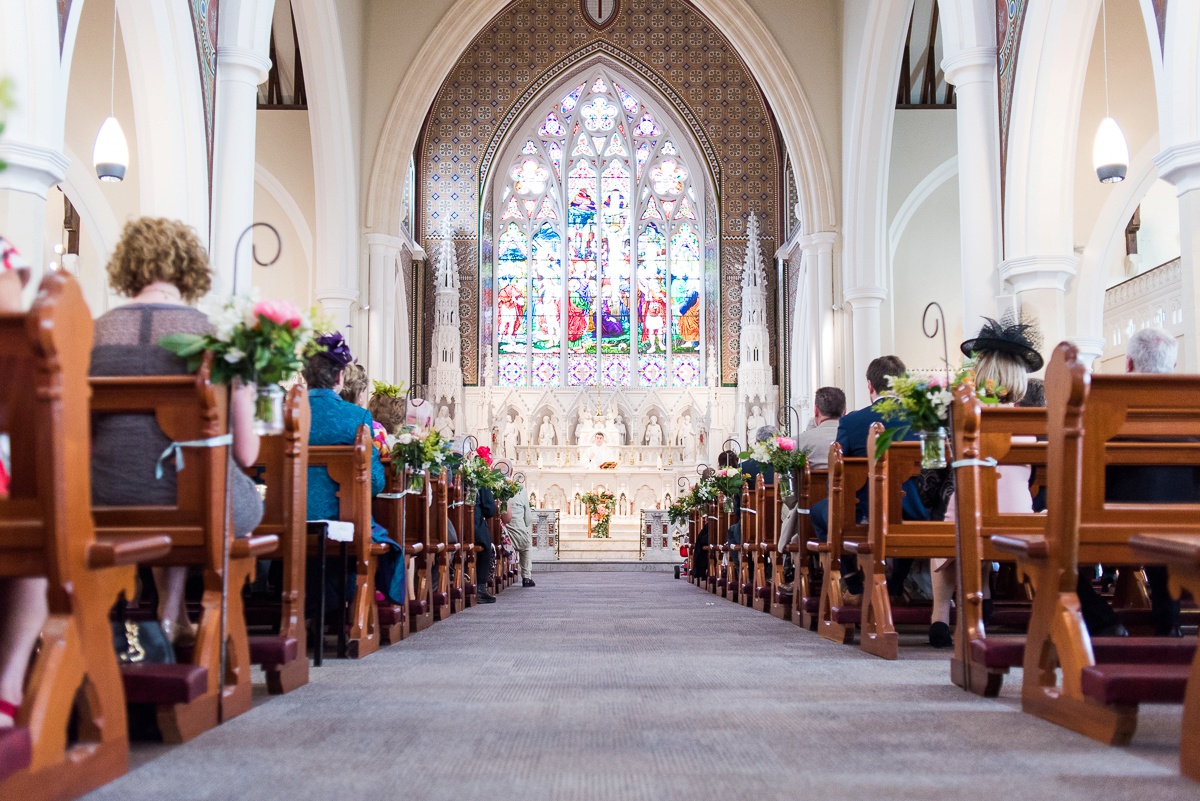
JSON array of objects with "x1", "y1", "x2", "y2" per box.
[
  {"x1": 389, "y1": 425, "x2": 453, "y2": 491},
  {"x1": 159, "y1": 293, "x2": 321, "y2": 434},
  {"x1": 580, "y1": 490, "x2": 616, "y2": 539},
  {"x1": 712, "y1": 467, "x2": 745, "y2": 513}
]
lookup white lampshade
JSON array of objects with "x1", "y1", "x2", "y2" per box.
[
  {"x1": 92, "y1": 116, "x2": 128, "y2": 183},
  {"x1": 1093, "y1": 116, "x2": 1128, "y2": 184}
]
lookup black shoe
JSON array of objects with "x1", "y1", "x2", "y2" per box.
[
  {"x1": 1094, "y1": 621, "x2": 1129, "y2": 638},
  {"x1": 476, "y1": 587, "x2": 497, "y2": 603},
  {"x1": 929, "y1": 621, "x2": 953, "y2": 648},
  {"x1": 522, "y1": 578, "x2": 536, "y2": 587}
]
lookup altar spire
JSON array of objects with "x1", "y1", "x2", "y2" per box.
[
  {"x1": 734, "y1": 211, "x2": 776, "y2": 446},
  {"x1": 427, "y1": 215, "x2": 466, "y2": 436}
]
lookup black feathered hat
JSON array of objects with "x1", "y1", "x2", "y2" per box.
[{"x1": 960, "y1": 312, "x2": 1044, "y2": 372}]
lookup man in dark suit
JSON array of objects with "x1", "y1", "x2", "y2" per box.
[
  {"x1": 474, "y1": 486, "x2": 498, "y2": 604},
  {"x1": 809, "y1": 355, "x2": 927, "y2": 598}
]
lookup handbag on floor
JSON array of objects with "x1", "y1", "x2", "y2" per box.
[{"x1": 110, "y1": 599, "x2": 176, "y2": 664}]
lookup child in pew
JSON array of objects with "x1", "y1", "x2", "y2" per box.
[
  {"x1": 934, "y1": 315, "x2": 1043, "y2": 648},
  {"x1": 89, "y1": 217, "x2": 265, "y2": 646},
  {"x1": 302, "y1": 337, "x2": 405, "y2": 607},
  {"x1": 0, "y1": 234, "x2": 44, "y2": 728}
]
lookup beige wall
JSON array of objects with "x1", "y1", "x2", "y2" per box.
[{"x1": 253, "y1": 109, "x2": 317, "y2": 312}]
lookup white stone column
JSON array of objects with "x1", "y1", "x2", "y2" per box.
[
  {"x1": 0, "y1": 144, "x2": 68, "y2": 292},
  {"x1": 1155, "y1": 141, "x2": 1200, "y2": 370},
  {"x1": 998, "y1": 255, "x2": 1078, "y2": 356},
  {"x1": 210, "y1": 0, "x2": 274, "y2": 293},
  {"x1": 317, "y1": 288, "x2": 357, "y2": 340},
  {"x1": 365, "y1": 233, "x2": 405, "y2": 384},
  {"x1": 810, "y1": 232, "x2": 838, "y2": 388},
  {"x1": 943, "y1": 47, "x2": 1003, "y2": 334},
  {"x1": 845, "y1": 287, "x2": 885, "y2": 407}
]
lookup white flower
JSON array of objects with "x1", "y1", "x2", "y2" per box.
[
  {"x1": 224, "y1": 347, "x2": 246, "y2": 364},
  {"x1": 397, "y1": 432, "x2": 413, "y2": 445}
]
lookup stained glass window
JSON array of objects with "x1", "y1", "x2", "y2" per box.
[{"x1": 493, "y1": 68, "x2": 705, "y2": 388}]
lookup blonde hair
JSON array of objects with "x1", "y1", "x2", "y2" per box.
[
  {"x1": 973, "y1": 350, "x2": 1028, "y2": 404},
  {"x1": 106, "y1": 217, "x2": 212, "y2": 302},
  {"x1": 369, "y1": 392, "x2": 406, "y2": 435},
  {"x1": 339, "y1": 363, "x2": 370, "y2": 406}
]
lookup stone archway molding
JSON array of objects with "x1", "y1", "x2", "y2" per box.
[{"x1": 364, "y1": 0, "x2": 836, "y2": 239}]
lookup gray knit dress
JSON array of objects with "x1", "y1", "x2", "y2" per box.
[{"x1": 90, "y1": 303, "x2": 263, "y2": 537}]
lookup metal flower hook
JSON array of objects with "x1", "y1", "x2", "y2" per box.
[
  {"x1": 677, "y1": 475, "x2": 692, "y2": 491},
  {"x1": 515, "y1": 472, "x2": 526, "y2": 485},
  {"x1": 232, "y1": 222, "x2": 282, "y2": 291},
  {"x1": 923, "y1": 301, "x2": 952, "y2": 389},
  {"x1": 722, "y1": 437, "x2": 740, "y2": 453},
  {"x1": 463, "y1": 434, "x2": 480, "y2": 454}
]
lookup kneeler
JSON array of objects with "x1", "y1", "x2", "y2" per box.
[{"x1": 0, "y1": 272, "x2": 171, "y2": 799}]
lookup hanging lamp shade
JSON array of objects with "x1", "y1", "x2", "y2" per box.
[
  {"x1": 92, "y1": 116, "x2": 128, "y2": 182},
  {"x1": 1093, "y1": 116, "x2": 1129, "y2": 184}
]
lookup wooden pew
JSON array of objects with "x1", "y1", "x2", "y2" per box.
[
  {"x1": 307, "y1": 425, "x2": 383, "y2": 658},
  {"x1": 850, "y1": 424, "x2": 956, "y2": 659},
  {"x1": 373, "y1": 455, "x2": 411, "y2": 643},
  {"x1": 769, "y1": 472, "x2": 795, "y2": 620},
  {"x1": 404, "y1": 470, "x2": 435, "y2": 633},
  {"x1": 90, "y1": 358, "x2": 279, "y2": 741},
  {"x1": 948, "y1": 388, "x2": 1047, "y2": 696},
  {"x1": 0, "y1": 272, "x2": 170, "y2": 799},
  {"x1": 705, "y1": 499, "x2": 722, "y2": 594},
  {"x1": 993, "y1": 342, "x2": 1199, "y2": 747},
  {"x1": 792, "y1": 465, "x2": 829, "y2": 629},
  {"x1": 451, "y1": 473, "x2": 479, "y2": 608},
  {"x1": 245, "y1": 385, "x2": 311, "y2": 694},
  {"x1": 1128, "y1": 534, "x2": 1200, "y2": 781},
  {"x1": 750, "y1": 476, "x2": 779, "y2": 613},
  {"x1": 432, "y1": 474, "x2": 457, "y2": 619},
  {"x1": 811, "y1": 444, "x2": 869, "y2": 644}
]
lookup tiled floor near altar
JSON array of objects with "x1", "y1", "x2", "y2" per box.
[{"x1": 82, "y1": 574, "x2": 1194, "y2": 801}]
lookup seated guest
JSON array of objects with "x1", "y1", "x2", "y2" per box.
[
  {"x1": 304, "y1": 336, "x2": 404, "y2": 605},
  {"x1": 472, "y1": 449, "x2": 499, "y2": 604},
  {"x1": 794, "y1": 387, "x2": 846, "y2": 470},
  {"x1": 1105, "y1": 327, "x2": 1188, "y2": 637},
  {"x1": 338, "y1": 363, "x2": 370, "y2": 407},
  {"x1": 809, "y1": 356, "x2": 926, "y2": 599},
  {"x1": 90, "y1": 218, "x2": 264, "y2": 645},
  {"x1": 0, "y1": 235, "x2": 44, "y2": 727},
  {"x1": 741, "y1": 426, "x2": 777, "y2": 486},
  {"x1": 368, "y1": 385, "x2": 407, "y2": 437},
  {"x1": 935, "y1": 315, "x2": 1042, "y2": 647}
]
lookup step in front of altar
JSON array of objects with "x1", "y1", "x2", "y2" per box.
[{"x1": 549, "y1": 515, "x2": 678, "y2": 563}]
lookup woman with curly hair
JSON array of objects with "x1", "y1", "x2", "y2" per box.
[{"x1": 90, "y1": 217, "x2": 264, "y2": 645}]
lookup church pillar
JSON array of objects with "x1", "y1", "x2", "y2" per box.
[
  {"x1": 845, "y1": 288, "x2": 885, "y2": 407},
  {"x1": 0, "y1": 0, "x2": 65, "y2": 293},
  {"x1": 210, "y1": 1, "x2": 273, "y2": 293},
  {"x1": 365, "y1": 233, "x2": 402, "y2": 384},
  {"x1": 943, "y1": 47, "x2": 1002, "y2": 334},
  {"x1": 810, "y1": 233, "x2": 838, "y2": 388},
  {"x1": 1155, "y1": 141, "x2": 1200, "y2": 370},
  {"x1": 998, "y1": 255, "x2": 1077, "y2": 355}
]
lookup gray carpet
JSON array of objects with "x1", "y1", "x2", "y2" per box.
[{"x1": 83, "y1": 573, "x2": 1195, "y2": 801}]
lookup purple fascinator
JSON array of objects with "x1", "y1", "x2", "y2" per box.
[{"x1": 315, "y1": 331, "x2": 354, "y2": 367}]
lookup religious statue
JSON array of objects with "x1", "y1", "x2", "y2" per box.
[
  {"x1": 574, "y1": 407, "x2": 595, "y2": 445},
  {"x1": 747, "y1": 405, "x2": 767, "y2": 439},
  {"x1": 434, "y1": 405, "x2": 454, "y2": 437},
  {"x1": 644, "y1": 415, "x2": 663, "y2": 447},
  {"x1": 678, "y1": 414, "x2": 697, "y2": 461},
  {"x1": 613, "y1": 414, "x2": 627, "y2": 446},
  {"x1": 538, "y1": 415, "x2": 557, "y2": 446},
  {"x1": 502, "y1": 413, "x2": 521, "y2": 459}
]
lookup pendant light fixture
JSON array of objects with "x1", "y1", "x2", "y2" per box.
[
  {"x1": 92, "y1": 3, "x2": 128, "y2": 182},
  {"x1": 1093, "y1": 0, "x2": 1128, "y2": 183}
]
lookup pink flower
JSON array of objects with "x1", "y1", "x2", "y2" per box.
[
  {"x1": 776, "y1": 436, "x2": 796, "y2": 451},
  {"x1": 476, "y1": 446, "x2": 493, "y2": 466},
  {"x1": 254, "y1": 299, "x2": 302, "y2": 329}
]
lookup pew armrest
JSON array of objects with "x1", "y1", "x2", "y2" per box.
[
  {"x1": 990, "y1": 534, "x2": 1048, "y2": 559},
  {"x1": 231, "y1": 534, "x2": 281, "y2": 559},
  {"x1": 1129, "y1": 534, "x2": 1200, "y2": 567},
  {"x1": 406, "y1": 542, "x2": 425, "y2": 555},
  {"x1": 843, "y1": 541, "x2": 871, "y2": 556},
  {"x1": 806, "y1": 540, "x2": 829, "y2": 553},
  {"x1": 86, "y1": 535, "x2": 173, "y2": 569}
]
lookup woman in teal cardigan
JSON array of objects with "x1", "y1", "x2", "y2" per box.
[{"x1": 303, "y1": 333, "x2": 404, "y2": 604}]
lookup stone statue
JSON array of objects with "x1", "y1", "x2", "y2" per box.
[
  {"x1": 644, "y1": 415, "x2": 663, "y2": 447},
  {"x1": 678, "y1": 414, "x2": 697, "y2": 461},
  {"x1": 747, "y1": 405, "x2": 767, "y2": 439},
  {"x1": 502, "y1": 413, "x2": 520, "y2": 458},
  {"x1": 574, "y1": 407, "x2": 594, "y2": 445},
  {"x1": 434, "y1": 405, "x2": 454, "y2": 437},
  {"x1": 538, "y1": 415, "x2": 557, "y2": 446},
  {"x1": 614, "y1": 414, "x2": 627, "y2": 446}
]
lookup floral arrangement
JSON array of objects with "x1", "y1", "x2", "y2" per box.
[
  {"x1": 388, "y1": 424, "x2": 453, "y2": 475},
  {"x1": 668, "y1": 494, "x2": 695, "y2": 525},
  {"x1": 874, "y1": 363, "x2": 1004, "y2": 458},
  {"x1": 580, "y1": 489, "x2": 615, "y2": 539},
  {"x1": 740, "y1": 435, "x2": 810, "y2": 475},
  {"x1": 494, "y1": 477, "x2": 522, "y2": 505},
  {"x1": 712, "y1": 467, "x2": 745, "y2": 501},
  {"x1": 460, "y1": 446, "x2": 501, "y2": 492},
  {"x1": 159, "y1": 293, "x2": 318, "y2": 387}
]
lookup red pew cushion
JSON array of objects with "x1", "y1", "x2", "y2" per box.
[
  {"x1": 1081, "y1": 664, "x2": 1190, "y2": 705},
  {"x1": 121, "y1": 663, "x2": 209, "y2": 705},
  {"x1": 408, "y1": 599, "x2": 428, "y2": 617},
  {"x1": 249, "y1": 635, "x2": 299, "y2": 668},
  {"x1": 0, "y1": 727, "x2": 32, "y2": 783}
]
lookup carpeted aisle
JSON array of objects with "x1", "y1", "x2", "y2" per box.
[{"x1": 83, "y1": 573, "x2": 1194, "y2": 801}]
